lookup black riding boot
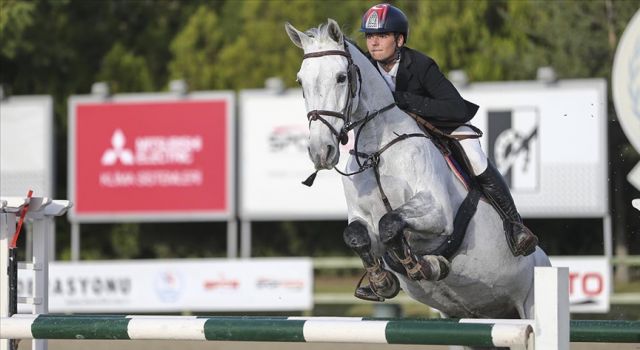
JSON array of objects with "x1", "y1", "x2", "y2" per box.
[{"x1": 475, "y1": 162, "x2": 538, "y2": 256}]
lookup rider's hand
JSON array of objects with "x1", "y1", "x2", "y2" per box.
[{"x1": 392, "y1": 91, "x2": 409, "y2": 109}]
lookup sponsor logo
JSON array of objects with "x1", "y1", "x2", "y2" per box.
[
  {"x1": 99, "y1": 129, "x2": 204, "y2": 188},
  {"x1": 256, "y1": 278, "x2": 304, "y2": 290},
  {"x1": 203, "y1": 275, "x2": 240, "y2": 290},
  {"x1": 101, "y1": 129, "x2": 135, "y2": 165},
  {"x1": 154, "y1": 270, "x2": 184, "y2": 302},
  {"x1": 269, "y1": 125, "x2": 308, "y2": 152},
  {"x1": 102, "y1": 129, "x2": 202, "y2": 166},
  {"x1": 488, "y1": 108, "x2": 540, "y2": 191}
]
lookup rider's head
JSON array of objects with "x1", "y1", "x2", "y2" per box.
[{"x1": 360, "y1": 3, "x2": 408, "y2": 64}]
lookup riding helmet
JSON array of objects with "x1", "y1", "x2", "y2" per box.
[{"x1": 360, "y1": 3, "x2": 409, "y2": 42}]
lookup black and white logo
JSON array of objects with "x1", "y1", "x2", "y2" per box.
[{"x1": 487, "y1": 108, "x2": 540, "y2": 191}]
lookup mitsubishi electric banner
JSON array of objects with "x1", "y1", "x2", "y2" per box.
[
  {"x1": 68, "y1": 92, "x2": 234, "y2": 222},
  {"x1": 17, "y1": 258, "x2": 312, "y2": 312}
]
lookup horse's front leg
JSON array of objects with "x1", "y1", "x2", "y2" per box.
[
  {"x1": 379, "y1": 191, "x2": 451, "y2": 281},
  {"x1": 343, "y1": 220, "x2": 400, "y2": 301}
]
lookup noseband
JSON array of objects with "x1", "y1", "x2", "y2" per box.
[{"x1": 302, "y1": 44, "x2": 361, "y2": 145}]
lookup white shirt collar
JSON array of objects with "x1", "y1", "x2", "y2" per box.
[{"x1": 377, "y1": 60, "x2": 400, "y2": 90}]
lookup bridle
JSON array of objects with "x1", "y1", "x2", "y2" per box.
[
  {"x1": 302, "y1": 42, "x2": 362, "y2": 145},
  {"x1": 300, "y1": 41, "x2": 398, "y2": 189}
]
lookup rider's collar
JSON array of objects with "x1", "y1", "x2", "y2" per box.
[
  {"x1": 377, "y1": 59, "x2": 399, "y2": 76},
  {"x1": 376, "y1": 47, "x2": 401, "y2": 72}
]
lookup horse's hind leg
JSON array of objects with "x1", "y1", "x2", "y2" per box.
[{"x1": 343, "y1": 220, "x2": 400, "y2": 300}]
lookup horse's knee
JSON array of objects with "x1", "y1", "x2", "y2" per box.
[
  {"x1": 379, "y1": 212, "x2": 406, "y2": 244},
  {"x1": 343, "y1": 221, "x2": 370, "y2": 253}
]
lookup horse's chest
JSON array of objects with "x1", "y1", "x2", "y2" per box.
[{"x1": 344, "y1": 172, "x2": 412, "y2": 217}]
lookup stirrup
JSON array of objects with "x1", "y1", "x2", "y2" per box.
[{"x1": 353, "y1": 272, "x2": 385, "y2": 302}]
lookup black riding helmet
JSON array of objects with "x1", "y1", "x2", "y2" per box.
[{"x1": 360, "y1": 3, "x2": 409, "y2": 43}]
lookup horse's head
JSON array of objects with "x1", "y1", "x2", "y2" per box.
[{"x1": 285, "y1": 19, "x2": 358, "y2": 170}]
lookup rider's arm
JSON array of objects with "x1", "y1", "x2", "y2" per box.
[{"x1": 393, "y1": 61, "x2": 469, "y2": 123}]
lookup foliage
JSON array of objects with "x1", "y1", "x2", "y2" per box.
[{"x1": 0, "y1": 0, "x2": 639, "y2": 260}]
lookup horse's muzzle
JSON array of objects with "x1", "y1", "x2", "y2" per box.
[{"x1": 308, "y1": 144, "x2": 339, "y2": 170}]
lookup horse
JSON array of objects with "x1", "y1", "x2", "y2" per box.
[{"x1": 285, "y1": 18, "x2": 551, "y2": 340}]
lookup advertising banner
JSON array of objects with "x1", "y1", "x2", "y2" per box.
[
  {"x1": 239, "y1": 90, "x2": 350, "y2": 220},
  {"x1": 0, "y1": 96, "x2": 53, "y2": 197},
  {"x1": 461, "y1": 80, "x2": 608, "y2": 217},
  {"x1": 17, "y1": 258, "x2": 312, "y2": 312},
  {"x1": 240, "y1": 81, "x2": 607, "y2": 220},
  {"x1": 69, "y1": 93, "x2": 234, "y2": 222},
  {"x1": 550, "y1": 256, "x2": 611, "y2": 313}
]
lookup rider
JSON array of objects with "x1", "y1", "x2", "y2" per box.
[{"x1": 360, "y1": 3, "x2": 538, "y2": 258}]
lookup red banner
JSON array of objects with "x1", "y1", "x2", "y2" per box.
[{"x1": 71, "y1": 98, "x2": 231, "y2": 221}]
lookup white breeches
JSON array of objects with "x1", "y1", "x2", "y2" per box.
[{"x1": 451, "y1": 125, "x2": 488, "y2": 176}]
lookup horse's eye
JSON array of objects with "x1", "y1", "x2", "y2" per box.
[{"x1": 337, "y1": 74, "x2": 347, "y2": 84}]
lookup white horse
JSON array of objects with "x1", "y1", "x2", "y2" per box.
[{"x1": 285, "y1": 18, "x2": 550, "y2": 332}]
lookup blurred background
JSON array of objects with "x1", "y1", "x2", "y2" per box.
[{"x1": 1, "y1": 0, "x2": 639, "y2": 321}]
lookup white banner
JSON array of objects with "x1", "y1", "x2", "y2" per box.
[
  {"x1": 460, "y1": 80, "x2": 608, "y2": 217},
  {"x1": 240, "y1": 80, "x2": 607, "y2": 220},
  {"x1": 0, "y1": 96, "x2": 54, "y2": 197},
  {"x1": 17, "y1": 258, "x2": 312, "y2": 313},
  {"x1": 550, "y1": 256, "x2": 611, "y2": 313},
  {"x1": 239, "y1": 89, "x2": 350, "y2": 220}
]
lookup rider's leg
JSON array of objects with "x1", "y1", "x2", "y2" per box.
[{"x1": 452, "y1": 126, "x2": 538, "y2": 256}]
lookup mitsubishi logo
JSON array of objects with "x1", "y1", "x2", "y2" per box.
[{"x1": 101, "y1": 129, "x2": 134, "y2": 166}]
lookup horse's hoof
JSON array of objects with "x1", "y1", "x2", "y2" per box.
[
  {"x1": 415, "y1": 255, "x2": 451, "y2": 281},
  {"x1": 370, "y1": 270, "x2": 400, "y2": 299},
  {"x1": 354, "y1": 286, "x2": 385, "y2": 302},
  {"x1": 434, "y1": 255, "x2": 450, "y2": 280}
]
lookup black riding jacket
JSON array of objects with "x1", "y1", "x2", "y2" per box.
[{"x1": 368, "y1": 46, "x2": 479, "y2": 129}]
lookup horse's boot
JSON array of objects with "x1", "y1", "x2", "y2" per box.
[
  {"x1": 343, "y1": 221, "x2": 400, "y2": 301},
  {"x1": 475, "y1": 162, "x2": 538, "y2": 256}
]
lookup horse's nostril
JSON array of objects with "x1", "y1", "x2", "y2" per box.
[{"x1": 327, "y1": 145, "x2": 335, "y2": 159}]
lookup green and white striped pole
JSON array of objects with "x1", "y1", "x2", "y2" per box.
[{"x1": 1, "y1": 314, "x2": 533, "y2": 348}]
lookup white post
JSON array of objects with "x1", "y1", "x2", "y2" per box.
[
  {"x1": 29, "y1": 217, "x2": 50, "y2": 350},
  {"x1": 0, "y1": 212, "x2": 16, "y2": 350},
  {"x1": 534, "y1": 266, "x2": 570, "y2": 350}
]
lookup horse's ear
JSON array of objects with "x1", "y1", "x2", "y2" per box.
[
  {"x1": 327, "y1": 18, "x2": 344, "y2": 46},
  {"x1": 285, "y1": 22, "x2": 308, "y2": 49}
]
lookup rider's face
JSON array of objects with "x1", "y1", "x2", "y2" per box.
[{"x1": 366, "y1": 32, "x2": 400, "y2": 62}]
